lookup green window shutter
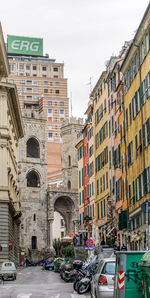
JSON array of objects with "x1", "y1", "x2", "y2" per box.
[
  {"x1": 143, "y1": 124, "x2": 146, "y2": 148},
  {"x1": 135, "y1": 92, "x2": 138, "y2": 115},
  {"x1": 101, "y1": 201, "x2": 103, "y2": 218},
  {"x1": 82, "y1": 168, "x2": 84, "y2": 186},
  {"x1": 106, "y1": 172, "x2": 108, "y2": 189},
  {"x1": 97, "y1": 180, "x2": 99, "y2": 195},
  {"x1": 135, "y1": 178, "x2": 138, "y2": 201},
  {"x1": 116, "y1": 181, "x2": 118, "y2": 202},
  {"x1": 132, "y1": 181, "x2": 135, "y2": 204},
  {"x1": 109, "y1": 150, "x2": 111, "y2": 169},
  {"x1": 139, "y1": 175, "x2": 142, "y2": 199},
  {"x1": 97, "y1": 203, "x2": 99, "y2": 220},
  {"x1": 104, "y1": 199, "x2": 106, "y2": 216},
  {"x1": 147, "y1": 118, "x2": 150, "y2": 144},
  {"x1": 129, "y1": 184, "x2": 131, "y2": 205},
  {"x1": 129, "y1": 103, "x2": 132, "y2": 125},
  {"x1": 126, "y1": 108, "x2": 128, "y2": 129},
  {"x1": 141, "y1": 82, "x2": 144, "y2": 105},
  {"x1": 143, "y1": 168, "x2": 148, "y2": 194},
  {"x1": 118, "y1": 144, "x2": 121, "y2": 164},
  {"x1": 135, "y1": 135, "x2": 138, "y2": 158},
  {"x1": 132, "y1": 97, "x2": 135, "y2": 119}
]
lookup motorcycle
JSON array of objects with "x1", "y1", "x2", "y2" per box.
[
  {"x1": 73, "y1": 269, "x2": 87, "y2": 291},
  {"x1": 76, "y1": 260, "x2": 97, "y2": 294}
]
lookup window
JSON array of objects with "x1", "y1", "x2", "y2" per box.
[
  {"x1": 54, "y1": 67, "x2": 58, "y2": 72},
  {"x1": 26, "y1": 65, "x2": 30, "y2": 70},
  {"x1": 20, "y1": 80, "x2": 25, "y2": 84},
  {"x1": 33, "y1": 66, "x2": 37, "y2": 70},
  {"x1": 60, "y1": 102, "x2": 64, "y2": 106},
  {"x1": 48, "y1": 101, "x2": 52, "y2": 106},
  {"x1": 33, "y1": 81, "x2": 38, "y2": 85},
  {"x1": 27, "y1": 170, "x2": 40, "y2": 187},
  {"x1": 19, "y1": 65, "x2": 24, "y2": 70},
  {"x1": 55, "y1": 90, "x2": 59, "y2": 94},
  {"x1": 9, "y1": 64, "x2": 14, "y2": 71},
  {"x1": 44, "y1": 81, "x2": 48, "y2": 86},
  {"x1": 68, "y1": 180, "x2": 71, "y2": 189},
  {"x1": 68, "y1": 155, "x2": 71, "y2": 167},
  {"x1": 48, "y1": 125, "x2": 52, "y2": 130},
  {"x1": 44, "y1": 89, "x2": 48, "y2": 93},
  {"x1": 42, "y1": 66, "x2": 46, "y2": 71},
  {"x1": 48, "y1": 109, "x2": 53, "y2": 116},
  {"x1": 33, "y1": 88, "x2": 38, "y2": 93},
  {"x1": 106, "y1": 172, "x2": 108, "y2": 189},
  {"x1": 27, "y1": 138, "x2": 40, "y2": 158},
  {"x1": 48, "y1": 132, "x2": 53, "y2": 139},
  {"x1": 60, "y1": 110, "x2": 64, "y2": 114},
  {"x1": 33, "y1": 214, "x2": 36, "y2": 221},
  {"x1": 56, "y1": 82, "x2": 59, "y2": 86},
  {"x1": 135, "y1": 135, "x2": 138, "y2": 158}
]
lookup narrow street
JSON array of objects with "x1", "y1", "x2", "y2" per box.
[{"x1": 0, "y1": 266, "x2": 91, "y2": 298}]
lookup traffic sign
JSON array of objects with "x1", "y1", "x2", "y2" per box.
[
  {"x1": 8, "y1": 242, "x2": 12, "y2": 246},
  {"x1": 84, "y1": 246, "x2": 95, "y2": 250},
  {"x1": 86, "y1": 238, "x2": 94, "y2": 247}
]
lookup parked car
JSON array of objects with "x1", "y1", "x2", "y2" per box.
[
  {"x1": 0, "y1": 261, "x2": 17, "y2": 281},
  {"x1": 91, "y1": 257, "x2": 116, "y2": 298}
]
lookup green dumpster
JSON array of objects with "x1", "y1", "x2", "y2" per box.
[
  {"x1": 114, "y1": 251, "x2": 146, "y2": 298},
  {"x1": 139, "y1": 250, "x2": 150, "y2": 297}
]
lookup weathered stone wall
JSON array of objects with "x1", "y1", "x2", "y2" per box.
[{"x1": 18, "y1": 111, "x2": 47, "y2": 254}]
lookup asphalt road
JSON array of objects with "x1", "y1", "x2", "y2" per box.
[{"x1": 0, "y1": 266, "x2": 91, "y2": 298}]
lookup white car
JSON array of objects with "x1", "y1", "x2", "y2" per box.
[
  {"x1": 0, "y1": 261, "x2": 17, "y2": 280},
  {"x1": 91, "y1": 257, "x2": 116, "y2": 298}
]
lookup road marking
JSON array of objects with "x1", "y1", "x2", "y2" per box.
[
  {"x1": 17, "y1": 294, "x2": 32, "y2": 298},
  {"x1": 71, "y1": 294, "x2": 90, "y2": 298}
]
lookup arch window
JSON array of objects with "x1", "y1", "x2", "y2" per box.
[
  {"x1": 27, "y1": 170, "x2": 40, "y2": 188},
  {"x1": 68, "y1": 155, "x2": 71, "y2": 167},
  {"x1": 68, "y1": 180, "x2": 71, "y2": 190},
  {"x1": 27, "y1": 138, "x2": 40, "y2": 158}
]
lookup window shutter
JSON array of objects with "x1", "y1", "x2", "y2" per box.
[
  {"x1": 132, "y1": 97, "x2": 135, "y2": 119},
  {"x1": 139, "y1": 175, "x2": 142, "y2": 199},
  {"x1": 135, "y1": 92, "x2": 138, "y2": 115},
  {"x1": 143, "y1": 124, "x2": 146, "y2": 148},
  {"x1": 135, "y1": 178, "x2": 138, "y2": 201},
  {"x1": 141, "y1": 82, "x2": 144, "y2": 105},
  {"x1": 147, "y1": 118, "x2": 150, "y2": 144}
]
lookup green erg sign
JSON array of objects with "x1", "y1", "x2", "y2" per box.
[{"x1": 7, "y1": 35, "x2": 43, "y2": 56}]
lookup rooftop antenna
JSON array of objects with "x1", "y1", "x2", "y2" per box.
[
  {"x1": 86, "y1": 76, "x2": 93, "y2": 95},
  {"x1": 70, "y1": 92, "x2": 72, "y2": 117}
]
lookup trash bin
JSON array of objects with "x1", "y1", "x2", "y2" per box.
[
  {"x1": 114, "y1": 251, "x2": 145, "y2": 298},
  {"x1": 138, "y1": 250, "x2": 150, "y2": 297}
]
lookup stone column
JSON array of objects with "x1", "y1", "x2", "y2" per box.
[{"x1": 49, "y1": 220, "x2": 53, "y2": 249}]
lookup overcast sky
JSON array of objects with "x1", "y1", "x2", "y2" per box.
[{"x1": 1, "y1": 0, "x2": 149, "y2": 117}]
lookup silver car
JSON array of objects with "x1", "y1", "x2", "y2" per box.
[{"x1": 91, "y1": 257, "x2": 116, "y2": 298}]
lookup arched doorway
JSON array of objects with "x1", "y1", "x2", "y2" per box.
[{"x1": 31, "y1": 236, "x2": 37, "y2": 249}]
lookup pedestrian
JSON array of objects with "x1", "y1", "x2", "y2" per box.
[
  {"x1": 73, "y1": 236, "x2": 76, "y2": 247},
  {"x1": 25, "y1": 258, "x2": 29, "y2": 267},
  {"x1": 42, "y1": 258, "x2": 46, "y2": 268},
  {"x1": 121, "y1": 243, "x2": 127, "y2": 251}
]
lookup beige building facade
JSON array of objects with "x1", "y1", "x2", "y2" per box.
[{"x1": 0, "y1": 24, "x2": 24, "y2": 264}]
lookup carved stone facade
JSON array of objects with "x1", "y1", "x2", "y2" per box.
[
  {"x1": 47, "y1": 117, "x2": 84, "y2": 246},
  {"x1": 18, "y1": 110, "x2": 47, "y2": 254}
]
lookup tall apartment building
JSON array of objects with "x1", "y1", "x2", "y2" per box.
[
  {"x1": 6, "y1": 35, "x2": 69, "y2": 180},
  {"x1": 120, "y1": 3, "x2": 150, "y2": 250}
]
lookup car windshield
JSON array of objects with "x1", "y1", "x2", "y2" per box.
[{"x1": 101, "y1": 262, "x2": 116, "y2": 275}]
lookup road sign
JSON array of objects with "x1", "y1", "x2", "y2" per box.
[
  {"x1": 86, "y1": 238, "x2": 94, "y2": 247},
  {"x1": 8, "y1": 241, "x2": 12, "y2": 246},
  {"x1": 84, "y1": 246, "x2": 95, "y2": 250}
]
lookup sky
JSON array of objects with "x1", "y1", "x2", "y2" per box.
[{"x1": 1, "y1": 0, "x2": 149, "y2": 117}]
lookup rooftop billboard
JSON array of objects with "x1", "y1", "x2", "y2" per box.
[{"x1": 7, "y1": 35, "x2": 43, "y2": 56}]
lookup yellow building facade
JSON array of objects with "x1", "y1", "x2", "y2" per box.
[
  {"x1": 120, "y1": 4, "x2": 150, "y2": 249},
  {"x1": 92, "y1": 71, "x2": 109, "y2": 244}
]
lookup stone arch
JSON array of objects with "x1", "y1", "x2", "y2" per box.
[
  {"x1": 26, "y1": 169, "x2": 40, "y2": 188},
  {"x1": 26, "y1": 137, "x2": 40, "y2": 158},
  {"x1": 53, "y1": 194, "x2": 75, "y2": 234}
]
